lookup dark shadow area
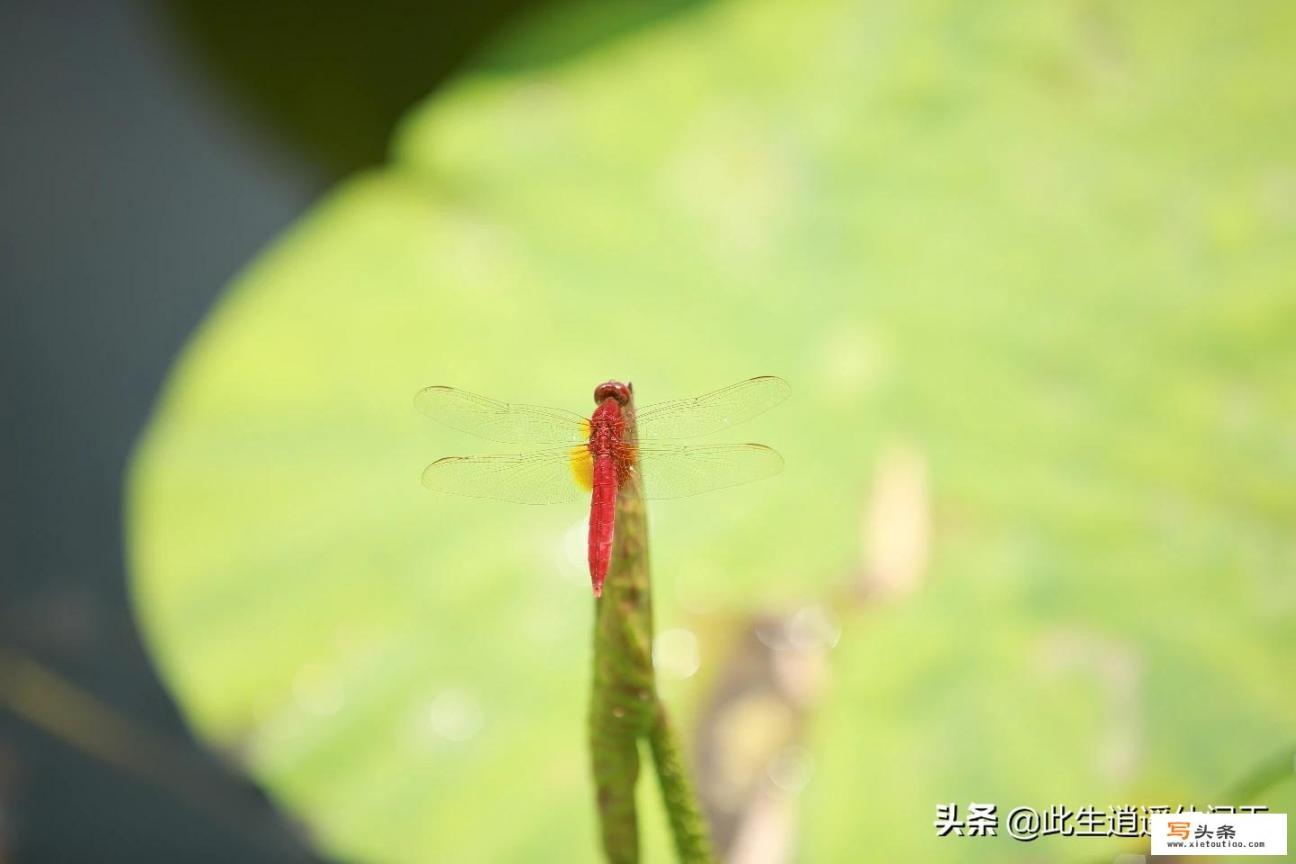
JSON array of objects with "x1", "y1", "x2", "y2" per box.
[
  {"x1": 0, "y1": 2, "x2": 323, "y2": 860},
  {"x1": 160, "y1": 0, "x2": 710, "y2": 176}
]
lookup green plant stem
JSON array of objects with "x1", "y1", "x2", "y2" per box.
[
  {"x1": 589, "y1": 404, "x2": 714, "y2": 864},
  {"x1": 648, "y1": 701, "x2": 713, "y2": 863}
]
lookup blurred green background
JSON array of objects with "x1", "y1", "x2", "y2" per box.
[{"x1": 125, "y1": 0, "x2": 1295, "y2": 862}]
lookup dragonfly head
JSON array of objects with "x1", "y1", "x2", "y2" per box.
[{"x1": 593, "y1": 380, "x2": 632, "y2": 405}]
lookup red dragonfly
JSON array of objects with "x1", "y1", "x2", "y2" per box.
[{"x1": 416, "y1": 376, "x2": 788, "y2": 597}]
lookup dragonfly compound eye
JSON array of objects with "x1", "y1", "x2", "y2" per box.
[{"x1": 593, "y1": 380, "x2": 631, "y2": 405}]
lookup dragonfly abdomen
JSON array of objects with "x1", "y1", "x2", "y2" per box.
[
  {"x1": 588, "y1": 454, "x2": 619, "y2": 597},
  {"x1": 586, "y1": 396, "x2": 628, "y2": 598}
]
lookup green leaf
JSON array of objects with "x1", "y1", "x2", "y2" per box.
[{"x1": 130, "y1": 0, "x2": 1296, "y2": 861}]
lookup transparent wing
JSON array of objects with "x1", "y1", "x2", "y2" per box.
[
  {"x1": 421, "y1": 447, "x2": 585, "y2": 505},
  {"x1": 636, "y1": 376, "x2": 790, "y2": 439},
  {"x1": 634, "y1": 443, "x2": 784, "y2": 500},
  {"x1": 415, "y1": 386, "x2": 587, "y2": 445}
]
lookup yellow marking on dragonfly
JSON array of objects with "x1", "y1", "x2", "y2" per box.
[{"x1": 570, "y1": 419, "x2": 593, "y2": 491}]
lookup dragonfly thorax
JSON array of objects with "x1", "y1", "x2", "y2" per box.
[{"x1": 587, "y1": 397, "x2": 627, "y2": 457}]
